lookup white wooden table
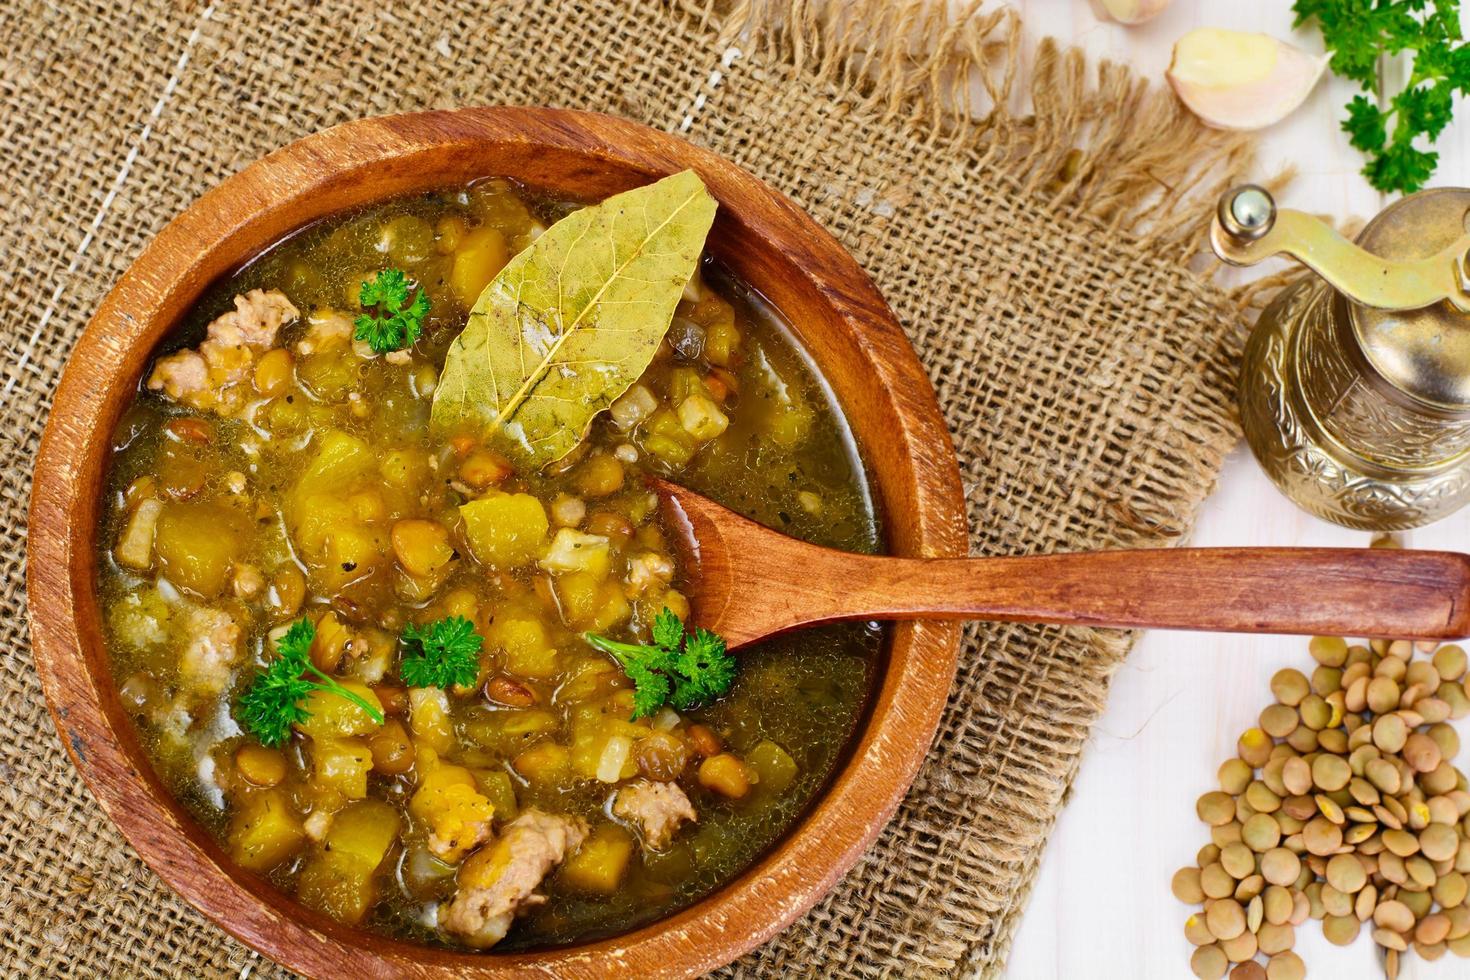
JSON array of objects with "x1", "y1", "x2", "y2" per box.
[{"x1": 1002, "y1": 4, "x2": 1470, "y2": 978}]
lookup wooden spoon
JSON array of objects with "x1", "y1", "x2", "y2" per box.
[{"x1": 651, "y1": 479, "x2": 1470, "y2": 649}]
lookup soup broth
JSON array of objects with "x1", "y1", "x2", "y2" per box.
[{"x1": 97, "y1": 178, "x2": 881, "y2": 950}]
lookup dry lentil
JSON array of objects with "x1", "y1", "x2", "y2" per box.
[{"x1": 1172, "y1": 634, "x2": 1470, "y2": 977}]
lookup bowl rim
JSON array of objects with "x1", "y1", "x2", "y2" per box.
[{"x1": 25, "y1": 107, "x2": 967, "y2": 978}]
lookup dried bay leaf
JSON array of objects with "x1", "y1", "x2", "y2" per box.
[{"x1": 431, "y1": 169, "x2": 718, "y2": 465}]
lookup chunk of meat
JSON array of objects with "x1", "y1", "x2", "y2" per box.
[
  {"x1": 294, "y1": 309, "x2": 355, "y2": 356},
  {"x1": 231, "y1": 563, "x2": 264, "y2": 599},
  {"x1": 147, "y1": 289, "x2": 298, "y2": 415},
  {"x1": 440, "y1": 810, "x2": 589, "y2": 948},
  {"x1": 149, "y1": 697, "x2": 193, "y2": 741},
  {"x1": 215, "y1": 288, "x2": 299, "y2": 347},
  {"x1": 612, "y1": 779, "x2": 697, "y2": 850},
  {"x1": 177, "y1": 607, "x2": 243, "y2": 699},
  {"x1": 148, "y1": 352, "x2": 210, "y2": 405},
  {"x1": 624, "y1": 551, "x2": 674, "y2": 596}
]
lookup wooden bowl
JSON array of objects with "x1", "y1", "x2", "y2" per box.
[{"x1": 27, "y1": 108, "x2": 967, "y2": 978}]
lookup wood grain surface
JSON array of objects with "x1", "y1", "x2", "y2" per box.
[{"x1": 25, "y1": 107, "x2": 967, "y2": 979}]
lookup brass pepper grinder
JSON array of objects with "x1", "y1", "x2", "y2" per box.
[{"x1": 1211, "y1": 185, "x2": 1470, "y2": 530}]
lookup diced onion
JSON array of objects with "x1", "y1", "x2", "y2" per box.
[
  {"x1": 651, "y1": 707, "x2": 681, "y2": 731},
  {"x1": 610, "y1": 384, "x2": 658, "y2": 429},
  {"x1": 597, "y1": 735, "x2": 633, "y2": 783},
  {"x1": 540, "y1": 528, "x2": 610, "y2": 574}
]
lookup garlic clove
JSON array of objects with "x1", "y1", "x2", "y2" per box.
[
  {"x1": 1167, "y1": 28, "x2": 1328, "y2": 131},
  {"x1": 1088, "y1": 0, "x2": 1173, "y2": 25}
]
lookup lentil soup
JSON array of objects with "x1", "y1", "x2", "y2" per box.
[{"x1": 97, "y1": 178, "x2": 882, "y2": 950}]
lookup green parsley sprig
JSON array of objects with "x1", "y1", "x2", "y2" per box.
[
  {"x1": 235, "y1": 618, "x2": 385, "y2": 747},
  {"x1": 354, "y1": 268, "x2": 431, "y2": 354},
  {"x1": 584, "y1": 608, "x2": 735, "y2": 721},
  {"x1": 399, "y1": 615, "x2": 483, "y2": 689},
  {"x1": 1294, "y1": 0, "x2": 1470, "y2": 193}
]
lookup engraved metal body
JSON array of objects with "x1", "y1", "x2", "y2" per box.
[{"x1": 1215, "y1": 187, "x2": 1470, "y2": 530}]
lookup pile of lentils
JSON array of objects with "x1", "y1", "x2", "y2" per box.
[{"x1": 1174, "y1": 635, "x2": 1470, "y2": 979}]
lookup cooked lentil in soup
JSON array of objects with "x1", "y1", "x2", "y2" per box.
[{"x1": 98, "y1": 178, "x2": 881, "y2": 950}]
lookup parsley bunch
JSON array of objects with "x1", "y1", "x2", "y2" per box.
[
  {"x1": 399, "y1": 615, "x2": 483, "y2": 689},
  {"x1": 354, "y1": 268, "x2": 431, "y2": 353},
  {"x1": 235, "y1": 619, "x2": 385, "y2": 747},
  {"x1": 584, "y1": 608, "x2": 735, "y2": 720},
  {"x1": 1295, "y1": 0, "x2": 1470, "y2": 193}
]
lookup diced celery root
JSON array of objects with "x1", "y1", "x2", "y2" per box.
[
  {"x1": 677, "y1": 394, "x2": 729, "y2": 442},
  {"x1": 115, "y1": 498, "x2": 164, "y2": 569},
  {"x1": 460, "y1": 492, "x2": 548, "y2": 568},
  {"x1": 559, "y1": 824, "x2": 634, "y2": 893}
]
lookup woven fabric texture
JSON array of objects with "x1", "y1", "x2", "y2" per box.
[{"x1": 1, "y1": 1, "x2": 1255, "y2": 976}]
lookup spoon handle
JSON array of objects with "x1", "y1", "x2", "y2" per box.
[{"x1": 789, "y1": 548, "x2": 1470, "y2": 641}]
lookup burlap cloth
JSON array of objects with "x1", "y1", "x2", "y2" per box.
[{"x1": 1, "y1": 1, "x2": 1261, "y2": 976}]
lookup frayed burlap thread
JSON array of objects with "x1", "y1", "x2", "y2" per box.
[{"x1": 2, "y1": 1, "x2": 1257, "y2": 976}]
